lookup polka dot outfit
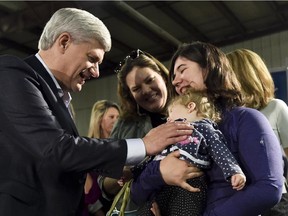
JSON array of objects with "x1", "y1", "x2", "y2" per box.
[
  {"x1": 139, "y1": 119, "x2": 243, "y2": 216},
  {"x1": 156, "y1": 119, "x2": 243, "y2": 180}
]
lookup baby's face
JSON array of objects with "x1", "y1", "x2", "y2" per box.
[{"x1": 167, "y1": 103, "x2": 189, "y2": 122}]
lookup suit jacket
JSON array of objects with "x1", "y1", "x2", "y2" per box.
[{"x1": 0, "y1": 55, "x2": 127, "y2": 216}]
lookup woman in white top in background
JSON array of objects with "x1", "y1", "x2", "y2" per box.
[{"x1": 227, "y1": 48, "x2": 288, "y2": 216}]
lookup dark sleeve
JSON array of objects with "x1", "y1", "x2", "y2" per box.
[
  {"x1": 130, "y1": 160, "x2": 166, "y2": 205},
  {"x1": 0, "y1": 56, "x2": 127, "y2": 178}
]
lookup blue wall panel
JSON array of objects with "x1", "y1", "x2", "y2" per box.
[{"x1": 271, "y1": 70, "x2": 288, "y2": 103}]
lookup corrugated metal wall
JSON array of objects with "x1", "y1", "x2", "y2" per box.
[{"x1": 222, "y1": 30, "x2": 288, "y2": 71}]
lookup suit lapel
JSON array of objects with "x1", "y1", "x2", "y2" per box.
[{"x1": 24, "y1": 55, "x2": 79, "y2": 136}]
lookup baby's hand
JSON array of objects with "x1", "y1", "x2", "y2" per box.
[{"x1": 231, "y1": 173, "x2": 246, "y2": 191}]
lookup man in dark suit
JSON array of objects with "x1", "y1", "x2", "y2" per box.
[{"x1": 0, "y1": 8, "x2": 194, "y2": 216}]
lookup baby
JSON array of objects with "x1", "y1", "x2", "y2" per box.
[{"x1": 139, "y1": 89, "x2": 246, "y2": 216}]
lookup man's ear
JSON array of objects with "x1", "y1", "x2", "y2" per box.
[
  {"x1": 187, "y1": 102, "x2": 196, "y2": 113},
  {"x1": 58, "y1": 33, "x2": 71, "y2": 52}
]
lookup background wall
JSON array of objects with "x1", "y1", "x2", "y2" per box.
[
  {"x1": 222, "y1": 31, "x2": 288, "y2": 69},
  {"x1": 72, "y1": 30, "x2": 288, "y2": 136}
]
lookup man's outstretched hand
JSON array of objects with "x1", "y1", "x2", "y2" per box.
[{"x1": 142, "y1": 121, "x2": 193, "y2": 156}]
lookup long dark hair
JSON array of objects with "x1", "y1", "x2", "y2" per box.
[{"x1": 169, "y1": 41, "x2": 243, "y2": 111}]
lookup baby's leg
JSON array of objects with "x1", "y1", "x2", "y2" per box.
[
  {"x1": 137, "y1": 200, "x2": 154, "y2": 216},
  {"x1": 156, "y1": 175, "x2": 207, "y2": 216}
]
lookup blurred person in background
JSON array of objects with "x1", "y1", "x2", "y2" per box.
[
  {"x1": 84, "y1": 100, "x2": 120, "y2": 216},
  {"x1": 227, "y1": 48, "x2": 288, "y2": 216}
]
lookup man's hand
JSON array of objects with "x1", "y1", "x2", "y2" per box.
[
  {"x1": 160, "y1": 151, "x2": 203, "y2": 192},
  {"x1": 142, "y1": 121, "x2": 193, "y2": 156}
]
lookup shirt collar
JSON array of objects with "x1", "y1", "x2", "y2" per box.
[{"x1": 35, "y1": 53, "x2": 72, "y2": 107}]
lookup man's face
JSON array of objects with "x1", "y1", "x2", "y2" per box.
[{"x1": 59, "y1": 39, "x2": 105, "y2": 92}]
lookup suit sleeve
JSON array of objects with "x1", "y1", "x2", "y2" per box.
[{"x1": 0, "y1": 56, "x2": 127, "y2": 178}]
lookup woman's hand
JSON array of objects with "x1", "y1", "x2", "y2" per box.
[
  {"x1": 103, "y1": 166, "x2": 133, "y2": 195},
  {"x1": 117, "y1": 166, "x2": 133, "y2": 186},
  {"x1": 159, "y1": 150, "x2": 203, "y2": 192}
]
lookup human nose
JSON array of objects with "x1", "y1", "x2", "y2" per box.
[
  {"x1": 80, "y1": 67, "x2": 99, "y2": 80},
  {"x1": 141, "y1": 85, "x2": 151, "y2": 95},
  {"x1": 172, "y1": 73, "x2": 180, "y2": 86},
  {"x1": 89, "y1": 63, "x2": 99, "y2": 78}
]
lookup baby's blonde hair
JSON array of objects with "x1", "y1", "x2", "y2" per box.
[{"x1": 169, "y1": 89, "x2": 221, "y2": 123}]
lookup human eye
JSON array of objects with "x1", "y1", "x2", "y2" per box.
[
  {"x1": 88, "y1": 55, "x2": 101, "y2": 65},
  {"x1": 180, "y1": 68, "x2": 186, "y2": 74},
  {"x1": 178, "y1": 65, "x2": 187, "y2": 74},
  {"x1": 131, "y1": 87, "x2": 140, "y2": 93},
  {"x1": 88, "y1": 55, "x2": 95, "y2": 63},
  {"x1": 146, "y1": 76, "x2": 155, "y2": 84}
]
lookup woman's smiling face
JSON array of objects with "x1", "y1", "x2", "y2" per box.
[
  {"x1": 172, "y1": 56, "x2": 206, "y2": 95},
  {"x1": 126, "y1": 66, "x2": 168, "y2": 113}
]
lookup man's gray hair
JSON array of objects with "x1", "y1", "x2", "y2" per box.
[{"x1": 38, "y1": 8, "x2": 111, "y2": 51}]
